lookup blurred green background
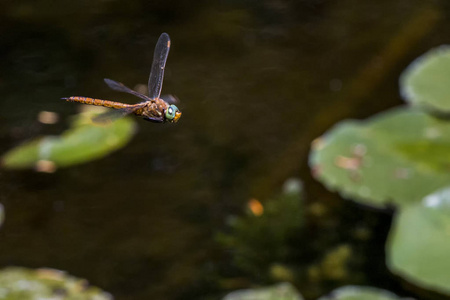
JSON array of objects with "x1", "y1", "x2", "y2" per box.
[{"x1": 1, "y1": 1, "x2": 449, "y2": 299}]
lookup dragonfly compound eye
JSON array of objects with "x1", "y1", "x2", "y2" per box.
[{"x1": 165, "y1": 105, "x2": 181, "y2": 122}]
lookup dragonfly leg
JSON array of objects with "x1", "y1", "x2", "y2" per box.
[{"x1": 144, "y1": 116, "x2": 164, "y2": 123}]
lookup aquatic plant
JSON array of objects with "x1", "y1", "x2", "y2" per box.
[
  {"x1": 309, "y1": 46, "x2": 450, "y2": 295},
  {"x1": 216, "y1": 179, "x2": 304, "y2": 281},
  {"x1": 1, "y1": 109, "x2": 136, "y2": 171},
  {"x1": 222, "y1": 282, "x2": 303, "y2": 300},
  {"x1": 222, "y1": 284, "x2": 408, "y2": 300},
  {"x1": 0, "y1": 267, "x2": 112, "y2": 300}
]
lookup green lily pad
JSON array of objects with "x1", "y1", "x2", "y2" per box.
[
  {"x1": 0, "y1": 267, "x2": 112, "y2": 299},
  {"x1": 309, "y1": 106, "x2": 450, "y2": 208},
  {"x1": 400, "y1": 45, "x2": 450, "y2": 114},
  {"x1": 387, "y1": 186, "x2": 450, "y2": 295},
  {"x1": 222, "y1": 282, "x2": 303, "y2": 300},
  {"x1": 1, "y1": 112, "x2": 136, "y2": 170},
  {"x1": 318, "y1": 286, "x2": 408, "y2": 300}
]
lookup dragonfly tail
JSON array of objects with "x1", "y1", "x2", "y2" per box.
[{"x1": 63, "y1": 96, "x2": 132, "y2": 109}]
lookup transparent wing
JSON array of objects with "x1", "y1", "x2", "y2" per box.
[
  {"x1": 104, "y1": 78, "x2": 150, "y2": 102},
  {"x1": 148, "y1": 33, "x2": 171, "y2": 99},
  {"x1": 91, "y1": 106, "x2": 138, "y2": 124},
  {"x1": 160, "y1": 94, "x2": 179, "y2": 104}
]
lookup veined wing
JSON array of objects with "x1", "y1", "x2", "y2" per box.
[
  {"x1": 160, "y1": 94, "x2": 179, "y2": 104},
  {"x1": 148, "y1": 33, "x2": 171, "y2": 100},
  {"x1": 104, "y1": 78, "x2": 150, "y2": 102}
]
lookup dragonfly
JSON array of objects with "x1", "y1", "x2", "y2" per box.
[{"x1": 62, "y1": 33, "x2": 181, "y2": 123}]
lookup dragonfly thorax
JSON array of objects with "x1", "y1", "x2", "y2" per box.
[{"x1": 137, "y1": 99, "x2": 181, "y2": 123}]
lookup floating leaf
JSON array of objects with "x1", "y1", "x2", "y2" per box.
[
  {"x1": 0, "y1": 267, "x2": 112, "y2": 299},
  {"x1": 387, "y1": 187, "x2": 450, "y2": 295},
  {"x1": 309, "y1": 107, "x2": 450, "y2": 208},
  {"x1": 2, "y1": 112, "x2": 136, "y2": 170},
  {"x1": 318, "y1": 286, "x2": 409, "y2": 300},
  {"x1": 222, "y1": 282, "x2": 303, "y2": 300},
  {"x1": 400, "y1": 45, "x2": 450, "y2": 114}
]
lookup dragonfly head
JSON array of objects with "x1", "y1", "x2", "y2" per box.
[{"x1": 165, "y1": 105, "x2": 181, "y2": 123}]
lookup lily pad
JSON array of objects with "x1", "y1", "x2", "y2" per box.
[
  {"x1": 0, "y1": 267, "x2": 112, "y2": 299},
  {"x1": 309, "y1": 107, "x2": 450, "y2": 208},
  {"x1": 387, "y1": 187, "x2": 450, "y2": 295},
  {"x1": 318, "y1": 286, "x2": 410, "y2": 300},
  {"x1": 400, "y1": 45, "x2": 450, "y2": 114},
  {"x1": 1, "y1": 112, "x2": 136, "y2": 170},
  {"x1": 222, "y1": 282, "x2": 303, "y2": 300}
]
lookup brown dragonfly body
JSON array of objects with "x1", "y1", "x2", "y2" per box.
[
  {"x1": 62, "y1": 33, "x2": 181, "y2": 123},
  {"x1": 65, "y1": 96, "x2": 170, "y2": 121}
]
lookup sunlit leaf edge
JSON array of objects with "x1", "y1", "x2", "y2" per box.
[
  {"x1": 222, "y1": 282, "x2": 303, "y2": 300},
  {"x1": 400, "y1": 45, "x2": 450, "y2": 114},
  {"x1": 318, "y1": 285, "x2": 411, "y2": 300},
  {"x1": 386, "y1": 187, "x2": 450, "y2": 296}
]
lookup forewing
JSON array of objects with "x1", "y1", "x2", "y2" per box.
[
  {"x1": 104, "y1": 78, "x2": 150, "y2": 102},
  {"x1": 148, "y1": 33, "x2": 171, "y2": 99}
]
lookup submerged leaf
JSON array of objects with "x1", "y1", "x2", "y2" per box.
[
  {"x1": 2, "y1": 112, "x2": 136, "y2": 170},
  {"x1": 387, "y1": 187, "x2": 450, "y2": 295},
  {"x1": 0, "y1": 267, "x2": 112, "y2": 299},
  {"x1": 222, "y1": 282, "x2": 303, "y2": 300},
  {"x1": 309, "y1": 107, "x2": 450, "y2": 208},
  {"x1": 318, "y1": 286, "x2": 410, "y2": 300},
  {"x1": 216, "y1": 178, "x2": 304, "y2": 278},
  {"x1": 400, "y1": 45, "x2": 450, "y2": 114}
]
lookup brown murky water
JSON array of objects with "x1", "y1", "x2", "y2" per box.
[{"x1": 0, "y1": 1, "x2": 449, "y2": 299}]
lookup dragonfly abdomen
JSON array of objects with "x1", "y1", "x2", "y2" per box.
[{"x1": 62, "y1": 96, "x2": 132, "y2": 109}]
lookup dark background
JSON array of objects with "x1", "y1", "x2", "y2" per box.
[{"x1": 0, "y1": 1, "x2": 448, "y2": 299}]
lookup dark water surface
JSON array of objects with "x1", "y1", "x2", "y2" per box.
[{"x1": 0, "y1": 1, "x2": 449, "y2": 299}]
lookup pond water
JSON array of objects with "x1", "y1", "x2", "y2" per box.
[{"x1": 0, "y1": 1, "x2": 449, "y2": 299}]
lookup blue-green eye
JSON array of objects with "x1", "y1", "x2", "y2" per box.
[{"x1": 165, "y1": 105, "x2": 181, "y2": 122}]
